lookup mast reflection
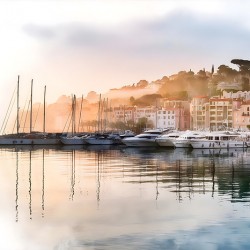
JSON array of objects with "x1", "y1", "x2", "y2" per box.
[
  {"x1": 29, "y1": 150, "x2": 32, "y2": 220},
  {"x1": 15, "y1": 151, "x2": 18, "y2": 222},
  {"x1": 70, "y1": 149, "x2": 76, "y2": 201},
  {"x1": 42, "y1": 149, "x2": 45, "y2": 218},
  {"x1": 10, "y1": 145, "x2": 250, "y2": 223}
]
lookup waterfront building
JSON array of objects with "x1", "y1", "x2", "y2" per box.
[
  {"x1": 156, "y1": 108, "x2": 177, "y2": 130},
  {"x1": 157, "y1": 106, "x2": 190, "y2": 131},
  {"x1": 190, "y1": 96, "x2": 209, "y2": 130},
  {"x1": 134, "y1": 106, "x2": 157, "y2": 127},
  {"x1": 233, "y1": 101, "x2": 250, "y2": 130},
  {"x1": 112, "y1": 102, "x2": 190, "y2": 130},
  {"x1": 223, "y1": 90, "x2": 250, "y2": 100},
  {"x1": 113, "y1": 106, "x2": 135, "y2": 123},
  {"x1": 190, "y1": 96, "x2": 243, "y2": 131},
  {"x1": 209, "y1": 97, "x2": 241, "y2": 130},
  {"x1": 160, "y1": 98, "x2": 190, "y2": 130}
]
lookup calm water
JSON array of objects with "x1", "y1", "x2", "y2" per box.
[{"x1": 1, "y1": 145, "x2": 250, "y2": 250}]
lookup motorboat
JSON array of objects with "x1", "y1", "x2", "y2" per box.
[
  {"x1": 60, "y1": 134, "x2": 88, "y2": 145},
  {"x1": 155, "y1": 131, "x2": 183, "y2": 147},
  {"x1": 84, "y1": 133, "x2": 121, "y2": 145},
  {"x1": 121, "y1": 129, "x2": 165, "y2": 147},
  {"x1": 190, "y1": 131, "x2": 247, "y2": 149},
  {"x1": 119, "y1": 130, "x2": 135, "y2": 139},
  {"x1": 173, "y1": 130, "x2": 206, "y2": 148}
]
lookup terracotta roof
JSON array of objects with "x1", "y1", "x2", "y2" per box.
[
  {"x1": 210, "y1": 98, "x2": 242, "y2": 102},
  {"x1": 210, "y1": 98, "x2": 232, "y2": 101}
]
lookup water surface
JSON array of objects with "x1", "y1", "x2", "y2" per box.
[{"x1": 0, "y1": 145, "x2": 250, "y2": 249}]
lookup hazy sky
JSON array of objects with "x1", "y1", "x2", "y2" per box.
[{"x1": 0, "y1": 0, "x2": 250, "y2": 119}]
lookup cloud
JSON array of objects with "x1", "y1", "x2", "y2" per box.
[
  {"x1": 23, "y1": 9, "x2": 250, "y2": 62},
  {"x1": 19, "y1": 7, "x2": 250, "y2": 102},
  {"x1": 23, "y1": 24, "x2": 56, "y2": 40}
]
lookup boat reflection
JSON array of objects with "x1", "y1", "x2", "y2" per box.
[
  {"x1": 118, "y1": 147, "x2": 250, "y2": 202},
  {"x1": 191, "y1": 148, "x2": 245, "y2": 157},
  {"x1": 11, "y1": 146, "x2": 250, "y2": 222}
]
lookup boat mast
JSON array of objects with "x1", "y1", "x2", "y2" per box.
[
  {"x1": 71, "y1": 95, "x2": 76, "y2": 136},
  {"x1": 43, "y1": 85, "x2": 46, "y2": 133},
  {"x1": 73, "y1": 95, "x2": 76, "y2": 135},
  {"x1": 97, "y1": 94, "x2": 101, "y2": 132},
  {"x1": 155, "y1": 99, "x2": 157, "y2": 129},
  {"x1": 78, "y1": 95, "x2": 83, "y2": 133},
  {"x1": 17, "y1": 75, "x2": 20, "y2": 135},
  {"x1": 105, "y1": 98, "x2": 108, "y2": 132},
  {"x1": 30, "y1": 79, "x2": 33, "y2": 133}
]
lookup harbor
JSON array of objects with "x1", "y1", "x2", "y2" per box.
[
  {"x1": 0, "y1": 144, "x2": 250, "y2": 249},
  {"x1": 1, "y1": 1, "x2": 250, "y2": 249}
]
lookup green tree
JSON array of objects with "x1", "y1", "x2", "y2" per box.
[
  {"x1": 217, "y1": 64, "x2": 238, "y2": 79},
  {"x1": 231, "y1": 59, "x2": 250, "y2": 74},
  {"x1": 135, "y1": 117, "x2": 148, "y2": 134}
]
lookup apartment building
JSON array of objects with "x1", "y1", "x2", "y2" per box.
[
  {"x1": 190, "y1": 96, "x2": 243, "y2": 130},
  {"x1": 135, "y1": 106, "x2": 189, "y2": 130},
  {"x1": 190, "y1": 96, "x2": 209, "y2": 130},
  {"x1": 134, "y1": 106, "x2": 157, "y2": 127},
  {"x1": 113, "y1": 106, "x2": 135, "y2": 123},
  {"x1": 209, "y1": 98, "x2": 242, "y2": 130},
  {"x1": 112, "y1": 104, "x2": 190, "y2": 130},
  {"x1": 157, "y1": 107, "x2": 189, "y2": 130},
  {"x1": 223, "y1": 90, "x2": 250, "y2": 100},
  {"x1": 233, "y1": 101, "x2": 250, "y2": 130},
  {"x1": 161, "y1": 98, "x2": 190, "y2": 130}
]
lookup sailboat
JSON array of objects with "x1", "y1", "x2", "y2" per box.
[
  {"x1": 0, "y1": 77, "x2": 61, "y2": 145},
  {"x1": 60, "y1": 95, "x2": 88, "y2": 145},
  {"x1": 84, "y1": 95, "x2": 121, "y2": 145}
]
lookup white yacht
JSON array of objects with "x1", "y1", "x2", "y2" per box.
[
  {"x1": 84, "y1": 133, "x2": 121, "y2": 145},
  {"x1": 121, "y1": 129, "x2": 165, "y2": 147},
  {"x1": 119, "y1": 130, "x2": 135, "y2": 139},
  {"x1": 61, "y1": 135, "x2": 88, "y2": 145},
  {"x1": 190, "y1": 131, "x2": 247, "y2": 149},
  {"x1": 173, "y1": 131, "x2": 206, "y2": 148},
  {"x1": 155, "y1": 131, "x2": 183, "y2": 147}
]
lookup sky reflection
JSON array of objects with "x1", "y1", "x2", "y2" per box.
[{"x1": 0, "y1": 146, "x2": 250, "y2": 249}]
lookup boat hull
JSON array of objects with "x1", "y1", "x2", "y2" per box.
[
  {"x1": 155, "y1": 138, "x2": 175, "y2": 147},
  {"x1": 0, "y1": 138, "x2": 61, "y2": 145},
  {"x1": 173, "y1": 140, "x2": 192, "y2": 148},
  {"x1": 61, "y1": 137, "x2": 86, "y2": 145},
  {"x1": 85, "y1": 138, "x2": 116, "y2": 145},
  {"x1": 122, "y1": 138, "x2": 158, "y2": 147}
]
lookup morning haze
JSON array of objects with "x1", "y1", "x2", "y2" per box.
[{"x1": 0, "y1": 0, "x2": 250, "y2": 132}]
